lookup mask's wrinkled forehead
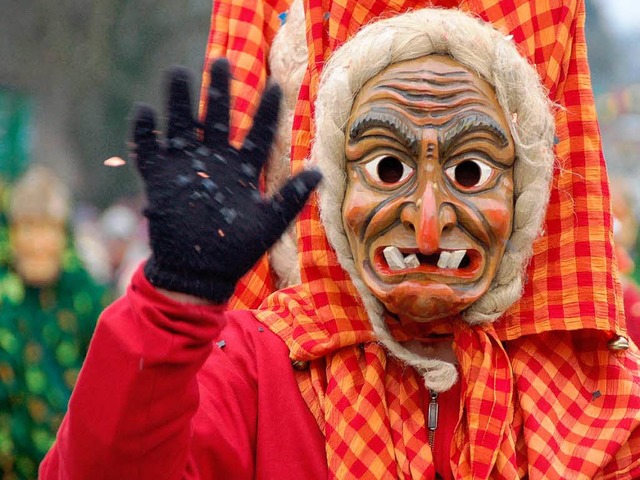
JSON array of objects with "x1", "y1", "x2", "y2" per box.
[
  {"x1": 355, "y1": 61, "x2": 494, "y2": 117},
  {"x1": 348, "y1": 57, "x2": 512, "y2": 157}
]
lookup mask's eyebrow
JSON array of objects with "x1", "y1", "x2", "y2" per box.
[
  {"x1": 440, "y1": 112, "x2": 510, "y2": 157},
  {"x1": 348, "y1": 110, "x2": 419, "y2": 155}
]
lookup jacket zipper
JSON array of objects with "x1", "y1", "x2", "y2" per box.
[{"x1": 428, "y1": 390, "x2": 439, "y2": 449}]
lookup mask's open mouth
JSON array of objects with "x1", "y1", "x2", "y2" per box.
[{"x1": 374, "y1": 245, "x2": 482, "y2": 278}]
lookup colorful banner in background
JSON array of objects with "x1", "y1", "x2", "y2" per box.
[{"x1": 0, "y1": 88, "x2": 32, "y2": 182}]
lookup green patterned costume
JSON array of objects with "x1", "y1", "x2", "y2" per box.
[{"x1": 0, "y1": 181, "x2": 111, "y2": 479}]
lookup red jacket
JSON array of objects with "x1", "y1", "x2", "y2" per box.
[
  {"x1": 41, "y1": 265, "x2": 464, "y2": 479},
  {"x1": 40, "y1": 267, "x2": 327, "y2": 479}
]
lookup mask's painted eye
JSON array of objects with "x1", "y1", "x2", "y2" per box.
[
  {"x1": 364, "y1": 156, "x2": 414, "y2": 186},
  {"x1": 445, "y1": 159, "x2": 495, "y2": 191}
]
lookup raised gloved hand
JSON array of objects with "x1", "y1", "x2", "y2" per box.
[{"x1": 131, "y1": 58, "x2": 321, "y2": 303}]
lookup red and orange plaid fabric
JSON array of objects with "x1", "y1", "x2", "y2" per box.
[{"x1": 203, "y1": 0, "x2": 640, "y2": 477}]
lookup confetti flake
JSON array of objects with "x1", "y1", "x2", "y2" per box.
[
  {"x1": 220, "y1": 207, "x2": 238, "y2": 225},
  {"x1": 104, "y1": 157, "x2": 126, "y2": 167}
]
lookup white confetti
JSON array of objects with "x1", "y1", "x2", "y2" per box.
[{"x1": 104, "y1": 157, "x2": 126, "y2": 167}]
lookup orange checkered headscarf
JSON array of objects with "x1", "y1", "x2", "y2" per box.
[{"x1": 203, "y1": 0, "x2": 640, "y2": 478}]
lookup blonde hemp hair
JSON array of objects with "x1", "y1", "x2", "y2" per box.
[
  {"x1": 312, "y1": 8, "x2": 555, "y2": 392},
  {"x1": 267, "y1": 0, "x2": 308, "y2": 288}
]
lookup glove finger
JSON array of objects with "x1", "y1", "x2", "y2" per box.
[
  {"x1": 263, "y1": 169, "x2": 322, "y2": 246},
  {"x1": 240, "y1": 83, "x2": 282, "y2": 170},
  {"x1": 131, "y1": 103, "x2": 160, "y2": 182},
  {"x1": 166, "y1": 67, "x2": 196, "y2": 141},
  {"x1": 203, "y1": 58, "x2": 231, "y2": 150}
]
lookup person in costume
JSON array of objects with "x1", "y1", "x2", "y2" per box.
[
  {"x1": 40, "y1": 5, "x2": 640, "y2": 480},
  {"x1": 0, "y1": 166, "x2": 111, "y2": 479}
]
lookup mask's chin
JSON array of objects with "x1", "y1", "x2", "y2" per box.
[{"x1": 371, "y1": 280, "x2": 483, "y2": 324}]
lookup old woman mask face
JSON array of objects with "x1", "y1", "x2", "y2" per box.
[{"x1": 342, "y1": 55, "x2": 516, "y2": 323}]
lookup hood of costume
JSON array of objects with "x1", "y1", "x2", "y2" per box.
[{"x1": 202, "y1": 1, "x2": 640, "y2": 478}]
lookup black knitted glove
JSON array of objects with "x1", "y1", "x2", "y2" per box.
[{"x1": 131, "y1": 58, "x2": 321, "y2": 303}]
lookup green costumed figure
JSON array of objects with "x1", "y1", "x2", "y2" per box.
[{"x1": 0, "y1": 166, "x2": 111, "y2": 480}]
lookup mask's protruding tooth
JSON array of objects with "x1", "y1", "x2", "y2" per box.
[
  {"x1": 383, "y1": 246, "x2": 406, "y2": 271},
  {"x1": 447, "y1": 250, "x2": 467, "y2": 269},
  {"x1": 436, "y1": 251, "x2": 451, "y2": 269},
  {"x1": 403, "y1": 253, "x2": 420, "y2": 268}
]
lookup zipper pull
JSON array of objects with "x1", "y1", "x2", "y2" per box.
[{"x1": 428, "y1": 390, "x2": 439, "y2": 447}]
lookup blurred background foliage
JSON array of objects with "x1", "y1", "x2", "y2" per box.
[{"x1": 0, "y1": 0, "x2": 638, "y2": 208}]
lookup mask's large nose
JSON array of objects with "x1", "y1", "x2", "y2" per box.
[{"x1": 401, "y1": 182, "x2": 457, "y2": 254}]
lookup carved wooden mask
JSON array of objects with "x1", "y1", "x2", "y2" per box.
[{"x1": 342, "y1": 55, "x2": 515, "y2": 322}]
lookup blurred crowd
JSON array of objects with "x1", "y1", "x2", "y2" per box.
[
  {"x1": 0, "y1": 164, "x2": 148, "y2": 479},
  {"x1": 74, "y1": 193, "x2": 150, "y2": 298}
]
